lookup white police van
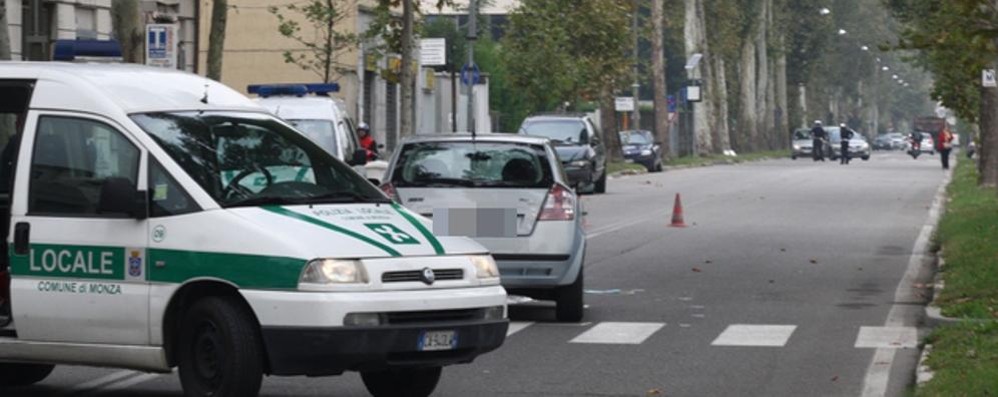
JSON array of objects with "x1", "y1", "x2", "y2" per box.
[{"x1": 0, "y1": 63, "x2": 508, "y2": 397}]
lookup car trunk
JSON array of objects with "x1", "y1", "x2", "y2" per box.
[{"x1": 396, "y1": 187, "x2": 549, "y2": 237}]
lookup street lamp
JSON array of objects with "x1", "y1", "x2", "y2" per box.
[
  {"x1": 882, "y1": 66, "x2": 890, "y2": 71},
  {"x1": 820, "y1": 7, "x2": 831, "y2": 15},
  {"x1": 861, "y1": 45, "x2": 869, "y2": 51},
  {"x1": 838, "y1": 29, "x2": 848, "y2": 35},
  {"x1": 892, "y1": 74, "x2": 898, "y2": 80}
]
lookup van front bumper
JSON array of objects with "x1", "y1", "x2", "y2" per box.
[{"x1": 261, "y1": 320, "x2": 508, "y2": 376}]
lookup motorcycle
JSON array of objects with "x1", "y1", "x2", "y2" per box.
[{"x1": 906, "y1": 137, "x2": 922, "y2": 159}]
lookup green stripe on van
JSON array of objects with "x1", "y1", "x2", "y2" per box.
[
  {"x1": 393, "y1": 203, "x2": 445, "y2": 255},
  {"x1": 261, "y1": 205, "x2": 402, "y2": 257},
  {"x1": 147, "y1": 249, "x2": 305, "y2": 290},
  {"x1": 9, "y1": 244, "x2": 126, "y2": 281}
]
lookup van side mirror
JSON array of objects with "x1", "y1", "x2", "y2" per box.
[
  {"x1": 349, "y1": 149, "x2": 368, "y2": 166},
  {"x1": 98, "y1": 177, "x2": 147, "y2": 220}
]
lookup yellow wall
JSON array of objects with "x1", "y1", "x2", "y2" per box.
[{"x1": 197, "y1": 0, "x2": 373, "y2": 117}]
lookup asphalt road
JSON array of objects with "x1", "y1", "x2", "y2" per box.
[{"x1": 6, "y1": 150, "x2": 949, "y2": 397}]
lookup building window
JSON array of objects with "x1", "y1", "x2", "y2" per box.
[
  {"x1": 22, "y1": 0, "x2": 54, "y2": 61},
  {"x1": 385, "y1": 82, "x2": 398, "y2": 150},
  {"x1": 75, "y1": 7, "x2": 97, "y2": 39},
  {"x1": 363, "y1": 70, "x2": 375, "y2": 127}
]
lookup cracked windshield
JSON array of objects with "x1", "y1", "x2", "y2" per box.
[{"x1": 0, "y1": 0, "x2": 993, "y2": 396}]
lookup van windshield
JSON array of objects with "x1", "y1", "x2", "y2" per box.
[
  {"x1": 132, "y1": 111, "x2": 388, "y2": 207},
  {"x1": 286, "y1": 119, "x2": 338, "y2": 157}
]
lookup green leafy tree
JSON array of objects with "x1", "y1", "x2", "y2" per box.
[
  {"x1": 503, "y1": 0, "x2": 633, "y2": 159},
  {"x1": 887, "y1": 0, "x2": 998, "y2": 186},
  {"x1": 269, "y1": 0, "x2": 360, "y2": 83}
]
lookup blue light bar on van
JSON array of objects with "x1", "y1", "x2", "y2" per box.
[
  {"x1": 52, "y1": 39, "x2": 123, "y2": 61},
  {"x1": 247, "y1": 83, "x2": 340, "y2": 98}
]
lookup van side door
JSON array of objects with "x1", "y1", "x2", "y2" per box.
[{"x1": 8, "y1": 112, "x2": 150, "y2": 344}]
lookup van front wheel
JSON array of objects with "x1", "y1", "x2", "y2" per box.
[
  {"x1": 0, "y1": 363, "x2": 55, "y2": 387},
  {"x1": 178, "y1": 296, "x2": 264, "y2": 397},
  {"x1": 361, "y1": 366, "x2": 442, "y2": 397}
]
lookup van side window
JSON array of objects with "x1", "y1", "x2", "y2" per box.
[
  {"x1": 29, "y1": 116, "x2": 140, "y2": 216},
  {"x1": 149, "y1": 159, "x2": 200, "y2": 217}
]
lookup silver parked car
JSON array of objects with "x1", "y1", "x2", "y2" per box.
[
  {"x1": 829, "y1": 129, "x2": 871, "y2": 161},
  {"x1": 381, "y1": 134, "x2": 586, "y2": 322}
]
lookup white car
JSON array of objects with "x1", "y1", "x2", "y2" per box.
[
  {"x1": 250, "y1": 84, "x2": 389, "y2": 182},
  {"x1": 381, "y1": 134, "x2": 587, "y2": 322},
  {"x1": 0, "y1": 63, "x2": 507, "y2": 397}
]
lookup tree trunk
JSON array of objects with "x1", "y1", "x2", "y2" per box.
[
  {"x1": 713, "y1": 56, "x2": 731, "y2": 152},
  {"x1": 111, "y1": 0, "x2": 142, "y2": 63},
  {"x1": 651, "y1": 0, "x2": 670, "y2": 158},
  {"x1": 684, "y1": 0, "x2": 713, "y2": 155},
  {"x1": 206, "y1": 0, "x2": 228, "y2": 81},
  {"x1": 754, "y1": 0, "x2": 772, "y2": 150},
  {"x1": 601, "y1": 84, "x2": 622, "y2": 162},
  {"x1": 0, "y1": 0, "x2": 10, "y2": 60},
  {"x1": 980, "y1": 83, "x2": 998, "y2": 187},
  {"x1": 775, "y1": 34, "x2": 788, "y2": 148},
  {"x1": 739, "y1": 37, "x2": 758, "y2": 152},
  {"x1": 399, "y1": 0, "x2": 415, "y2": 137}
]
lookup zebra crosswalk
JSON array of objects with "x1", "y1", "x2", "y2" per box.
[{"x1": 506, "y1": 321, "x2": 919, "y2": 349}]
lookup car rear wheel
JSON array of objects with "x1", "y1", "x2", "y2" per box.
[
  {"x1": 556, "y1": 267, "x2": 584, "y2": 322},
  {"x1": 178, "y1": 296, "x2": 264, "y2": 397},
  {"x1": 0, "y1": 363, "x2": 55, "y2": 387},
  {"x1": 862, "y1": 156, "x2": 870, "y2": 161},
  {"x1": 361, "y1": 366, "x2": 442, "y2": 397},
  {"x1": 594, "y1": 172, "x2": 607, "y2": 194}
]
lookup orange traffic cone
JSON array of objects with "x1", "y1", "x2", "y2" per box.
[{"x1": 670, "y1": 193, "x2": 687, "y2": 228}]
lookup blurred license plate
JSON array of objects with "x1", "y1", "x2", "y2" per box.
[
  {"x1": 432, "y1": 208, "x2": 517, "y2": 238},
  {"x1": 418, "y1": 330, "x2": 457, "y2": 351}
]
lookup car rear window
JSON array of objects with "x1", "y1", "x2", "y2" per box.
[
  {"x1": 392, "y1": 141, "x2": 554, "y2": 189},
  {"x1": 519, "y1": 119, "x2": 586, "y2": 143}
]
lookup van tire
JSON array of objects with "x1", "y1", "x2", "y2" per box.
[
  {"x1": 0, "y1": 363, "x2": 55, "y2": 387},
  {"x1": 556, "y1": 268, "x2": 584, "y2": 322},
  {"x1": 361, "y1": 366, "x2": 442, "y2": 397},
  {"x1": 177, "y1": 296, "x2": 264, "y2": 397}
]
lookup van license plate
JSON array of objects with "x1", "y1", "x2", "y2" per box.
[{"x1": 418, "y1": 330, "x2": 457, "y2": 351}]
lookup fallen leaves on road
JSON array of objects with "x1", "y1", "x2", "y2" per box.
[
  {"x1": 913, "y1": 283, "x2": 929, "y2": 289},
  {"x1": 646, "y1": 389, "x2": 663, "y2": 396},
  {"x1": 692, "y1": 267, "x2": 702, "y2": 273},
  {"x1": 809, "y1": 258, "x2": 819, "y2": 264},
  {"x1": 780, "y1": 248, "x2": 787, "y2": 252},
  {"x1": 769, "y1": 280, "x2": 775, "y2": 284},
  {"x1": 831, "y1": 376, "x2": 839, "y2": 382},
  {"x1": 704, "y1": 260, "x2": 713, "y2": 264}
]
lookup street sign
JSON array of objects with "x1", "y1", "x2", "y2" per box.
[
  {"x1": 420, "y1": 38, "x2": 447, "y2": 66},
  {"x1": 460, "y1": 63, "x2": 481, "y2": 85},
  {"x1": 686, "y1": 85, "x2": 702, "y2": 102},
  {"x1": 615, "y1": 97, "x2": 635, "y2": 112},
  {"x1": 984, "y1": 69, "x2": 997, "y2": 88},
  {"x1": 145, "y1": 24, "x2": 178, "y2": 69}
]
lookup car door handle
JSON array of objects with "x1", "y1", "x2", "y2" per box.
[{"x1": 13, "y1": 222, "x2": 29, "y2": 255}]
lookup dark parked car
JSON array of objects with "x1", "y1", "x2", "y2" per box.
[
  {"x1": 519, "y1": 113, "x2": 607, "y2": 194},
  {"x1": 619, "y1": 130, "x2": 662, "y2": 172}
]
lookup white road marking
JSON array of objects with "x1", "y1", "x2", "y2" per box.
[
  {"x1": 69, "y1": 370, "x2": 137, "y2": 393},
  {"x1": 711, "y1": 324, "x2": 797, "y2": 347},
  {"x1": 854, "y1": 326, "x2": 918, "y2": 349},
  {"x1": 506, "y1": 321, "x2": 534, "y2": 336},
  {"x1": 860, "y1": 161, "x2": 952, "y2": 397},
  {"x1": 570, "y1": 322, "x2": 665, "y2": 344}
]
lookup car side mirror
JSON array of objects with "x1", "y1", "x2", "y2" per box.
[
  {"x1": 349, "y1": 149, "x2": 368, "y2": 166},
  {"x1": 97, "y1": 177, "x2": 147, "y2": 220}
]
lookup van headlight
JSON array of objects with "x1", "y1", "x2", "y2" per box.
[
  {"x1": 470, "y1": 255, "x2": 500, "y2": 279},
  {"x1": 300, "y1": 259, "x2": 368, "y2": 285}
]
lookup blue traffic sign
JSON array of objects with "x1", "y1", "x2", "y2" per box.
[{"x1": 461, "y1": 63, "x2": 481, "y2": 86}]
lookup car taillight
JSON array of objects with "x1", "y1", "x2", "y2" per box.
[
  {"x1": 380, "y1": 182, "x2": 399, "y2": 202},
  {"x1": 539, "y1": 183, "x2": 576, "y2": 221}
]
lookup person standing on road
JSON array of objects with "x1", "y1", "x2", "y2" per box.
[
  {"x1": 839, "y1": 124, "x2": 855, "y2": 165},
  {"x1": 937, "y1": 126, "x2": 955, "y2": 169},
  {"x1": 357, "y1": 122, "x2": 379, "y2": 160},
  {"x1": 811, "y1": 121, "x2": 827, "y2": 162}
]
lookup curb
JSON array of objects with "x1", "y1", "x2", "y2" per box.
[
  {"x1": 917, "y1": 344, "x2": 935, "y2": 386},
  {"x1": 924, "y1": 257, "x2": 964, "y2": 327}
]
